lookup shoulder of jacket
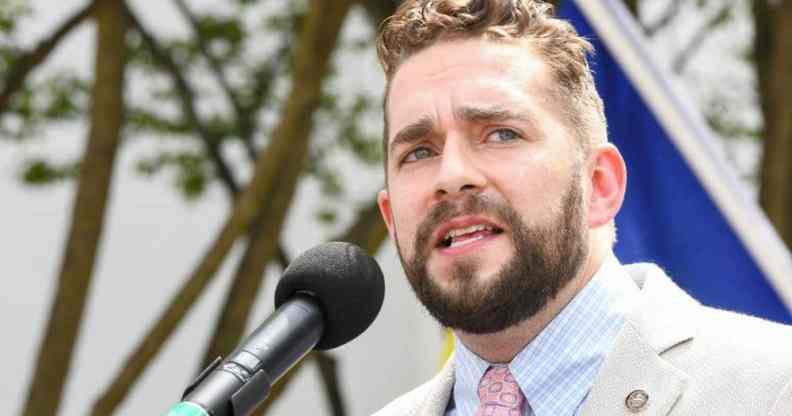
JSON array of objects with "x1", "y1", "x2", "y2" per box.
[
  {"x1": 668, "y1": 306, "x2": 792, "y2": 393},
  {"x1": 371, "y1": 360, "x2": 455, "y2": 416},
  {"x1": 371, "y1": 375, "x2": 443, "y2": 416},
  {"x1": 695, "y1": 306, "x2": 792, "y2": 361}
]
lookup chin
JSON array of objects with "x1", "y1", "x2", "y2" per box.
[
  {"x1": 428, "y1": 258, "x2": 505, "y2": 292},
  {"x1": 433, "y1": 252, "x2": 509, "y2": 279}
]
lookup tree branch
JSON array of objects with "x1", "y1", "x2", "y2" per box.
[
  {"x1": 0, "y1": 1, "x2": 94, "y2": 115},
  {"x1": 197, "y1": 184, "x2": 294, "y2": 369},
  {"x1": 672, "y1": 2, "x2": 735, "y2": 74},
  {"x1": 334, "y1": 200, "x2": 389, "y2": 254},
  {"x1": 314, "y1": 352, "x2": 346, "y2": 416},
  {"x1": 127, "y1": 5, "x2": 240, "y2": 197},
  {"x1": 91, "y1": 1, "x2": 355, "y2": 413},
  {"x1": 171, "y1": 0, "x2": 258, "y2": 161},
  {"x1": 360, "y1": 0, "x2": 400, "y2": 26},
  {"x1": 622, "y1": 0, "x2": 639, "y2": 19},
  {"x1": 645, "y1": 0, "x2": 684, "y2": 37}
]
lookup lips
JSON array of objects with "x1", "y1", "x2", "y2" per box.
[{"x1": 434, "y1": 216, "x2": 505, "y2": 249}]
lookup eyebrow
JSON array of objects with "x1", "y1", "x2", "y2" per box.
[
  {"x1": 389, "y1": 115, "x2": 435, "y2": 157},
  {"x1": 454, "y1": 106, "x2": 537, "y2": 126}
]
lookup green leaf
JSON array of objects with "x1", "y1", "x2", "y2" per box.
[
  {"x1": 316, "y1": 208, "x2": 337, "y2": 225},
  {"x1": 41, "y1": 74, "x2": 89, "y2": 120},
  {"x1": 127, "y1": 108, "x2": 192, "y2": 135},
  {"x1": 318, "y1": 167, "x2": 343, "y2": 198},
  {"x1": 177, "y1": 165, "x2": 207, "y2": 199},
  {"x1": 195, "y1": 15, "x2": 246, "y2": 60},
  {"x1": 20, "y1": 158, "x2": 80, "y2": 185},
  {"x1": 134, "y1": 151, "x2": 210, "y2": 200},
  {"x1": 0, "y1": 0, "x2": 31, "y2": 34}
]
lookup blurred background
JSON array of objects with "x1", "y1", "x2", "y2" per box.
[{"x1": 1, "y1": 0, "x2": 790, "y2": 415}]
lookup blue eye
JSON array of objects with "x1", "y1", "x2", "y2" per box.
[
  {"x1": 487, "y1": 129, "x2": 520, "y2": 142},
  {"x1": 403, "y1": 146, "x2": 435, "y2": 163}
]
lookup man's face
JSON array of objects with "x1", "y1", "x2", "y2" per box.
[{"x1": 378, "y1": 38, "x2": 590, "y2": 334}]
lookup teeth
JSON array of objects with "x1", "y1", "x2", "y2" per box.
[
  {"x1": 444, "y1": 224, "x2": 493, "y2": 240},
  {"x1": 449, "y1": 233, "x2": 485, "y2": 248}
]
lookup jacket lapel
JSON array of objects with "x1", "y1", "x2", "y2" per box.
[
  {"x1": 581, "y1": 264, "x2": 698, "y2": 416},
  {"x1": 414, "y1": 357, "x2": 456, "y2": 416},
  {"x1": 579, "y1": 322, "x2": 689, "y2": 416}
]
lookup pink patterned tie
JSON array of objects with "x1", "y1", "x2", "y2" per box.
[{"x1": 475, "y1": 365, "x2": 526, "y2": 416}]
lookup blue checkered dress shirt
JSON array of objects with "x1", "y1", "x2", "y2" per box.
[{"x1": 447, "y1": 254, "x2": 638, "y2": 416}]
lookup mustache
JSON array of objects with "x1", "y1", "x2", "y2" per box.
[{"x1": 414, "y1": 196, "x2": 507, "y2": 253}]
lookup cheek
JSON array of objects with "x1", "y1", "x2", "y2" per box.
[
  {"x1": 487, "y1": 154, "x2": 569, "y2": 221},
  {"x1": 387, "y1": 182, "x2": 426, "y2": 244}
]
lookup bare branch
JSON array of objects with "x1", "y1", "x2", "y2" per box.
[
  {"x1": 249, "y1": 351, "x2": 310, "y2": 415},
  {"x1": 333, "y1": 201, "x2": 388, "y2": 255},
  {"x1": 196, "y1": 188, "x2": 294, "y2": 369},
  {"x1": 672, "y1": 2, "x2": 735, "y2": 74},
  {"x1": 250, "y1": 351, "x2": 346, "y2": 416},
  {"x1": 172, "y1": 0, "x2": 258, "y2": 161},
  {"x1": 126, "y1": 5, "x2": 240, "y2": 197},
  {"x1": 314, "y1": 352, "x2": 347, "y2": 416},
  {"x1": 360, "y1": 0, "x2": 400, "y2": 26},
  {"x1": 622, "y1": 0, "x2": 639, "y2": 19},
  {"x1": 0, "y1": 2, "x2": 94, "y2": 115},
  {"x1": 645, "y1": 0, "x2": 684, "y2": 37}
]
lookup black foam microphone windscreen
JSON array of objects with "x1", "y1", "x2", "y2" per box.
[{"x1": 274, "y1": 241, "x2": 385, "y2": 350}]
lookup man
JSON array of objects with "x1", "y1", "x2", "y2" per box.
[{"x1": 372, "y1": 1, "x2": 792, "y2": 415}]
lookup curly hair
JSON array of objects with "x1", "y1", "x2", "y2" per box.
[{"x1": 377, "y1": 0, "x2": 607, "y2": 158}]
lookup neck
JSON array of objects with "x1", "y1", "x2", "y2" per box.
[{"x1": 455, "y1": 243, "x2": 609, "y2": 363}]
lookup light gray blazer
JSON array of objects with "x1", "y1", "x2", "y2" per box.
[{"x1": 373, "y1": 264, "x2": 792, "y2": 416}]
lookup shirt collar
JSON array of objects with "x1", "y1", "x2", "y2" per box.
[{"x1": 452, "y1": 254, "x2": 638, "y2": 416}]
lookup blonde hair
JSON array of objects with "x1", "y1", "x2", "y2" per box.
[{"x1": 377, "y1": 0, "x2": 607, "y2": 158}]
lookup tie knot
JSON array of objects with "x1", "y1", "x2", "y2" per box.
[{"x1": 476, "y1": 366, "x2": 526, "y2": 416}]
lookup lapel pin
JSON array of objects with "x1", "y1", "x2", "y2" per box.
[{"x1": 625, "y1": 389, "x2": 649, "y2": 413}]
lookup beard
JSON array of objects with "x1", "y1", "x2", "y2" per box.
[{"x1": 394, "y1": 175, "x2": 588, "y2": 334}]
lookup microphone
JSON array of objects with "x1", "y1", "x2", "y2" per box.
[{"x1": 165, "y1": 242, "x2": 385, "y2": 416}]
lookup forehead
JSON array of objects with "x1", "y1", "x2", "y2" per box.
[{"x1": 386, "y1": 38, "x2": 554, "y2": 139}]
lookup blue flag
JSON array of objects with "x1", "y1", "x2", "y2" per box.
[{"x1": 560, "y1": 1, "x2": 792, "y2": 323}]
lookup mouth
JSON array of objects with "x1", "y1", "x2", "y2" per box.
[{"x1": 434, "y1": 217, "x2": 505, "y2": 250}]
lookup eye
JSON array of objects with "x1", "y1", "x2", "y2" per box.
[
  {"x1": 485, "y1": 128, "x2": 520, "y2": 143},
  {"x1": 402, "y1": 146, "x2": 435, "y2": 164}
]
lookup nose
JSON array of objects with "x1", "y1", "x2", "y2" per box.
[{"x1": 433, "y1": 136, "x2": 487, "y2": 198}]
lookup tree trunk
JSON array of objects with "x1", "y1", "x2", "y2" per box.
[
  {"x1": 755, "y1": 1, "x2": 792, "y2": 248},
  {"x1": 20, "y1": 1, "x2": 127, "y2": 414},
  {"x1": 91, "y1": 1, "x2": 355, "y2": 413}
]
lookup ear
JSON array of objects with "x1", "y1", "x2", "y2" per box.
[
  {"x1": 377, "y1": 189, "x2": 396, "y2": 239},
  {"x1": 586, "y1": 143, "x2": 627, "y2": 229}
]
